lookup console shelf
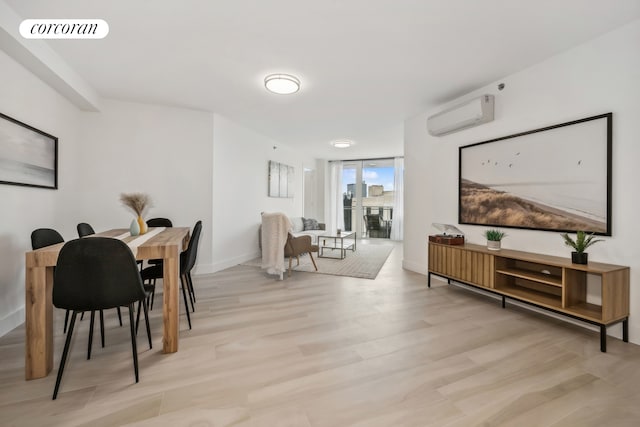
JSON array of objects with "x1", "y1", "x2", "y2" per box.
[
  {"x1": 428, "y1": 241, "x2": 630, "y2": 352},
  {"x1": 495, "y1": 268, "x2": 562, "y2": 287}
]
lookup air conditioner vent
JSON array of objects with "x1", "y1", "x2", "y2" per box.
[{"x1": 427, "y1": 95, "x2": 494, "y2": 136}]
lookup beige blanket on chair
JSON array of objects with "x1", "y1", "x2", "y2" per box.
[{"x1": 261, "y1": 212, "x2": 292, "y2": 277}]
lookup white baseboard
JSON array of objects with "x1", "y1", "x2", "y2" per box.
[
  {"x1": 194, "y1": 251, "x2": 261, "y2": 275},
  {"x1": 0, "y1": 307, "x2": 25, "y2": 338}
]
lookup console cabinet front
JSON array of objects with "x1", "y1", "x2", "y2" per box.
[{"x1": 428, "y1": 243, "x2": 494, "y2": 288}]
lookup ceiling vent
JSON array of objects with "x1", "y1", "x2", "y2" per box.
[{"x1": 427, "y1": 95, "x2": 494, "y2": 136}]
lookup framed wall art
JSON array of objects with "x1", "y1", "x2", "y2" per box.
[
  {"x1": 0, "y1": 112, "x2": 58, "y2": 189},
  {"x1": 459, "y1": 113, "x2": 612, "y2": 235},
  {"x1": 268, "y1": 160, "x2": 294, "y2": 198}
]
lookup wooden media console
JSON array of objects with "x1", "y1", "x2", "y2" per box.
[{"x1": 428, "y1": 241, "x2": 630, "y2": 352}]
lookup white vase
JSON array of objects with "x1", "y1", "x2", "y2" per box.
[
  {"x1": 130, "y1": 218, "x2": 140, "y2": 236},
  {"x1": 487, "y1": 240, "x2": 501, "y2": 251}
]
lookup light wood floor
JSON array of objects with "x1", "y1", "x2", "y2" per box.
[{"x1": 2, "y1": 241, "x2": 640, "y2": 426}]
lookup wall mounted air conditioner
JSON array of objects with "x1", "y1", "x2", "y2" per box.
[{"x1": 427, "y1": 94, "x2": 494, "y2": 136}]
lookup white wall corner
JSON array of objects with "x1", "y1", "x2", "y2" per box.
[
  {"x1": 195, "y1": 250, "x2": 262, "y2": 275},
  {"x1": 402, "y1": 259, "x2": 428, "y2": 275}
]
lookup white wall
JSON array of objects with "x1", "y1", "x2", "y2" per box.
[
  {"x1": 209, "y1": 114, "x2": 313, "y2": 272},
  {"x1": 76, "y1": 99, "x2": 214, "y2": 269},
  {"x1": 404, "y1": 20, "x2": 640, "y2": 343},
  {"x1": 0, "y1": 49, "x2": 81, "y2": 336}
]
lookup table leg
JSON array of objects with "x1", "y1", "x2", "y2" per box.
[
  {"x1": 162, "y1": 248, "x2": 180, "y2": 353},
  {"x1": 25, "y1": 265, "x2": 54, "y2": 380}
]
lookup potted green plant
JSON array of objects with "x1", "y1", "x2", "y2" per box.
[
  {"x1": 561, "y1": 231, "x2": 603, "y2": 264},
  {"x1": 484, "y1": 229, "x2": 506, "y2": 251}
]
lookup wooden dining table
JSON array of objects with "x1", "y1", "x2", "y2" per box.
[{"x1": 24, "y1": 227, "x2": 191, "y2": 380}]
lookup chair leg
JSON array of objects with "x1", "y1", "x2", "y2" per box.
[
  {"x1": 117, "y1": 307, "x2": 123, "y2": 326},
  {"x1": 142, "y1": 298, "x2": 152, "y2": 349},
  {"x1": 186, "y1": 273, "x2": 196, "y2": 310},
  {"x1": 150, "y1": 279, "x2": 156, "y2": 310},
  {"x1": 88, "y1": 311, "x2": 95, "y2": 360},
  {"x1": 99, "y1": 309, "x2": 105, "y2": 348},
  {"x1": 127, "y1": 304, "x2": 140, "y2": 383},
  {"x1": 63, "y1": 310, "x2": 70, "y2": 333},
  {"x1": 187, "y1": 272, "x2": 196, "y2": 303},
  {"x1": 184, "y1": 274, "x2": 195, "y2": 313},
  {"x1": 180, "y1": 275, "x2": 192, "y2": 329},
  {"x1": 288, "y1": 256, "x2": 293, "y2": 277},
  {"x1": 135, "y1": 300, "x2": 142, "y2": 335},
  {"x1": 309, "y1": 252, "x2": 318, "y2": 271},
  {"x1": 53, "y1": 311, "x2": 78, "y2": 400}
]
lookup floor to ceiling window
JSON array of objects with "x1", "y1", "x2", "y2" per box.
[{"x1": 340, "y1": 158, "x2": 401, "y2": 239}]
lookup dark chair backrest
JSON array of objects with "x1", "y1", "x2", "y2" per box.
[
  {"x1": 147, "y1": 218, "x2": 173, "y2": 227},
  {"x1": 180, "y1": 221, "x2": 202, "y2": 274},
  {"x1": 77, "y1": 222, "x2": 96, "y2": 238},
  {"x1": 53, "y1": 238, "x2": 146, "y2": 311},
  {"x1": 365, "y1": 214, "x2": 381, "y2": 230},
  {"x1": 31, "y1": 228, "x2": 64, "y2": 250}
]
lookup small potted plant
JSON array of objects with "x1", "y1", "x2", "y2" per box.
[
  {"x1": 484, "y1": 229, "x2": 506, "y2": 251},
  {"x1": 561, "y1": 231, "x2": 603, "y2": 264}
]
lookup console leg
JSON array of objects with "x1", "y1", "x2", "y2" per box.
[
  {"x1": 427, "y1": 273, "x2": 431, "y2": 288},
  {"x1": 447, "y1": 278, "x2": 451, "y2": 285},
  {"x1": 600, "y1": 325, "x2": 607, "y2": 352},
  {"x1": 623, "y1": 319, "x2": 629, "y2": 343},
  {"x1": 502, "y1": 296, "x2": 506, "y2": 309}
]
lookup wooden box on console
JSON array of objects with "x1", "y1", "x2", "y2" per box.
[{"x1": 428, "y1": 235, "x2": 465, "y2": 245}]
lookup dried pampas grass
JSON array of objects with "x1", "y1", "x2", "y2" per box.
[{"x1": 120, "y1": 192, "x2": 152, "y2": 216}]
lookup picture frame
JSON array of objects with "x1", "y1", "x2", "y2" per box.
[
  {"x1": 459, "y1": 113, "x2": 612, "y2": 235},
  {"x1": 268, "y1": 160, "x2": 294, "y2": 198},
  {"x1": 0, "y1": 112, "x2": 58, "y2": 189}
]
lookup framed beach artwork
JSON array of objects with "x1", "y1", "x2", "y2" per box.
[
  {"x1": 0, "y1": 112, "x2": 58, "y2": 189},
  {"x1": 459, "y1": 113, "x2": 612, "y2": 235}
]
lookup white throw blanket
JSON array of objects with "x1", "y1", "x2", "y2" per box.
[{"x1": 261, "y1": 212, "x2": 292, "y2": 277}]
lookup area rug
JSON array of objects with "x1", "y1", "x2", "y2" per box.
[{"x1": 243, "y1": 243, "x2": 394, "y2": 280}]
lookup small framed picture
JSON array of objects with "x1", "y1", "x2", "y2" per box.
[{"x1": 0, "y1": 112, "x2": 58, "y2": 189}]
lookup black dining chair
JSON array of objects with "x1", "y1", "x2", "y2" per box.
[
  {"x1": 145, "y1": 218, "x2": 172, "y2": 266},
  {"x1": 141, "y1": 218, "x2": 173, "y2": 309},
  {"x1": 146, "y1": 217, "x2": 173, "y2": 228},
  {"x1": 76, "y1": 222, "x2": 125, "y2": 349},
  {"x1": 76, "y1": 222, "x2": 96, "y2": 238},
  {"x1": 31, "y1": 228, "x2": 64, "y2": 250},
  {"x1": 140, "y1": 220, "x2": 202, "y2": 330},
  {"x1": 31, "y1": 228, "x2": 73, "y2": 334},
  {"x1": 181, "y1": 220, "x2": 202, "y2": 310},
  {"x1": 52, "y1": 237, "x2": 151, "y2": 400}
]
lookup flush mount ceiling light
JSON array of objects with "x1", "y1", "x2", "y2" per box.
[
  {"x1": 330, "y1": 139, "x2": 354, "y2": 148},
  {"x1": 264, "y1": 74, "x2": 300, "y2": 94}
]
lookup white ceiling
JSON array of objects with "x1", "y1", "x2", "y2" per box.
[{"x1": 6, "y1": 0, "x2": 640, "y2": 159}]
